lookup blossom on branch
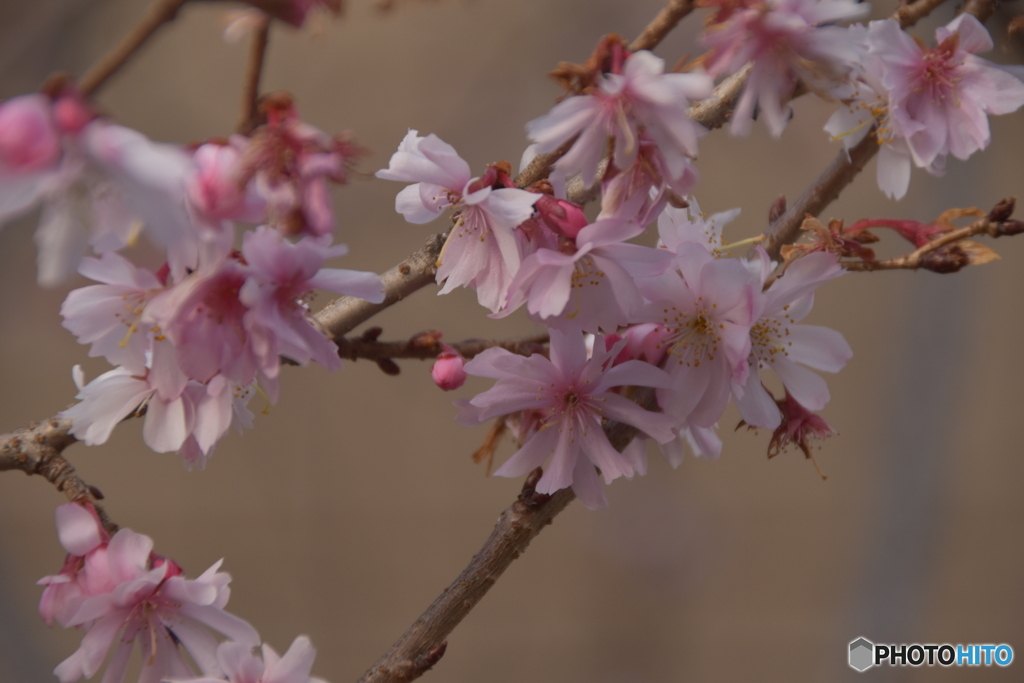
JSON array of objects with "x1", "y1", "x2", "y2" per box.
[
  {"x1": 168, "y1": 636, "x2": 329, "y2": 683},
  {"x1": 39, "y1": 503, "x2": 259, "y2": 683},
  {"x1": 527, "y1": 48, "x2": 711, "y2": 189},
  {"x1": 827, "y1": 16, "x2": 1024, "y2": 199},
  {"x1": 377, "y1": 131, "x2": 538, "y2": 311},
  {"x1": 457, "y1": 327, "x2": 676, "y2": 508},
  {"x1": 702, "y1": 0, "x2": 869, "y2": 137}
]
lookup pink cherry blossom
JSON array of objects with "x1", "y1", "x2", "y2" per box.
[
  {"x1": 870, "y1": 15, "x2": 1024, "y2": 174},
  {"x1": 501, "y1": 216, "x2": 671, "y2": 333},
  {"x1": 38, "y1": 503, "x2": 110, "y2": 628},
  {"x1": 377, "y1": 132, "x2": 538, "y2": 311},
  {"x1": 457, "y1": 327, "x2": 676, "y2": 508},
  {"x1": 239, "y1": 96, "x2": 363, "y2": 238},
  {"x1": 188, "y1": 140, "x2": 267, "y2": 223},
  {"x1": 239, "y1": 227, "x2": 384, "y2": 389},
  {"x1": 60, "y1": 252, "x2": 168, "y2": 375},
  {"x1": 49, "y1": 526, "x2": 259, "y2": 683},
  {"x1": 734, "y1": 250, "x2": 852, "y2": 429},
  {"x1": 702, "y1": 0, "x2": 869, "y2": 136},
  {"x1": 637, "y1": 243, "x2": 759, "y2": 427},
  {"x1": 167, "y1": 636, "x2": 328, "y2": 683},
  {"x1": 823, "y1": 26, "x2": 924, "y2": 201},
  {"x1": 526, "y1": 50, "x2": 712, "y2": 187}
]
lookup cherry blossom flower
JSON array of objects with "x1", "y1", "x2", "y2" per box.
[
  {"x1": 167, "y1": 636, "x2": 329, "y2": 683},
  {"x1": 239, "y1": 227, "x2": 385, "y2": 392},
  {"x1": 637, "y1": 243, "x2": 759, "y2": 427},
  {"x1": 60, "y1": 252, "x2": 168, "y2": 375},
  {"x1": 656, "y1": 199, "x2": 740, "y2": 256},
  {"x1": 38, "y1": 504, "x2": 109, "y2": 628},
  {"x1": 188, "y1": 140, "x2": 267, "y2": 224},
  {"x1": 598, "y1": 136, "x2": 699, "y2": 226},
  {"x1": 48, "y1": 524, "x2": 259, "y2": 683},
  {"x1": 823, "y1": 30, "x2": 924, "y2": 200},
  {"x1": 500, "y1": 216, "x2": 671, "y2": 333},
  {"x1": 868, "y1": 16, "x2": 1024, "y2": 182},
  {"x1": 457, "y1": 327, "x2": 676, "y2": 508},
  {"x1": 734, "y1": 250, "x2": 852, "y2": 429},
  {"x1": 526, "y1": 50, "x2": 712, "y2": 188},
  {"x1": 767, "y1": 389, "x2": 835, "y2": 462},
  {"x1": 377, "y1": 131, "x2": 538, "y2": 311},
  {"x1": 239, "y1": 94, "x2": 364, "y2": 237},
  {"x1": 702, "y1": 0, "x2": 869, "y2": 137}
]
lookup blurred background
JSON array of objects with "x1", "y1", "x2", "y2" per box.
[{"x1": 1, "y1": 1, "x2": 1022, "y2": 681}]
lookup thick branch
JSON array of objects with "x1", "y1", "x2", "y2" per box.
[
  {"x1": 237, "y1": 16, "x2": 271, "y2": 135},
  {"x1": 357, "y1": 388, "x2": 657, "y2": 683},
  {"x1": 762, "y1": 131, "x2": 879, "y2": 260},
  {"x1": 78, "y1": 0, "x2": 190, "y2": 97},
  {"x1": 336, "y1": 332, "x2": 549, "y2": 362},
  {"x1": 0, "y1": 418, "x2": 118, "y2": 535},
  {"x1": 315, "y1": 232, "x2": 447, "y2": 338}
]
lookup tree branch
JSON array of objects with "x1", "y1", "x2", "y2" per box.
[
  {"x1": 629, "y1": 0, "x2": 697, "y2": 52},
  {"x1": 237, "y1": 15, "x2": 271, "y2": 135},
  {"x1": 336, "y1": 332, "x2": 549, "y2": 363},
  {"x1": 78, "y1": 0, "x2": 190, "y2": 97},
  {"x1": 356, "y1": 388, "x2": 657, "y2": 683},
  {"x1": 315, "y1": 231, "x2": 447, "y2": 338},
  {"x1": 0, "y1": 418, "x2": 118, "y2": 535}
]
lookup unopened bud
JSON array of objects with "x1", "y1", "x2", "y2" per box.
[
  {"x1": 920, "y1": 246, "x2": 969, "y2": 274},
  {"x1": 988, "y1": 197, "x2": 1016, "y2": 223},
  {"x1": 431, "y1": 344, "x2": 467, "y2": 391},
  {"x1": 0, "y1": 95, "x2": 61, "y2": 172},
  {"x1": 536, "y1": 195, "x2": 588, "y2": 239}
]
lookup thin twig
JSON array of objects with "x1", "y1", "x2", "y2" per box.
[
  {"x1": 629, "y1": 0, "x2": 697, "y2": 52},
  {"x1": 356, "y1": 388, "x2": 657, "y2": 683},
  {"x1": 842, "y1": 217, "x2": 1021, "y2": 271},
  {"x1": 237, "y1": 15, "x2": 271, "y2": 135},
  {"x1": 0, "y1": 418, "x2": 118, "y2": 535},
  {"x1": 78, "y1": 0, "x2": 190, "y2": 97},
  {"x1": 336, "y1": 332, "x2": 549, "y2": 362}
]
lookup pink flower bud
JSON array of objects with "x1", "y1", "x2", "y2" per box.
[
  {"x1": 188, "y1": 142, "x2": 252, "y2": 221},
  {"x1": 53, "y1": 94, "x2": 94, "y2": 134},
  {"x1": 536, "y1": 195, "x2": 589, "y2": 239},
  {"x1": 0, "y1": 94, "x2": 61, "y2": 172},
  {"x1": 431, "y1": 344, "x2": 467, "y2": 391}
]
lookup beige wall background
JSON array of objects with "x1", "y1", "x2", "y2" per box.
[{"x1": 1, "y1": 1, "x2": 1023, "y2": 682}]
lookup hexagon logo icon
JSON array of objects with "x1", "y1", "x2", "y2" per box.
[{"x1": 849, "y1": 637, "x2": 874, "y2": 672}]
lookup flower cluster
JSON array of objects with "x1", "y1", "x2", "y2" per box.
[
  {"x1": 39, "y1": 503, "x2": 326, "y2": 683},
  {"x1": 0, "y1": 89, "x2": 384, "y2": 467},
  {"x1": 826, "y1": 15, "x2": 1024, "y2": 199},
  {"x1": 382, "y1": 103, "x2": 853, "y2": 506},
  {"x1": 372, "y1": 23, "x2": 869, "y2": 505}
]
